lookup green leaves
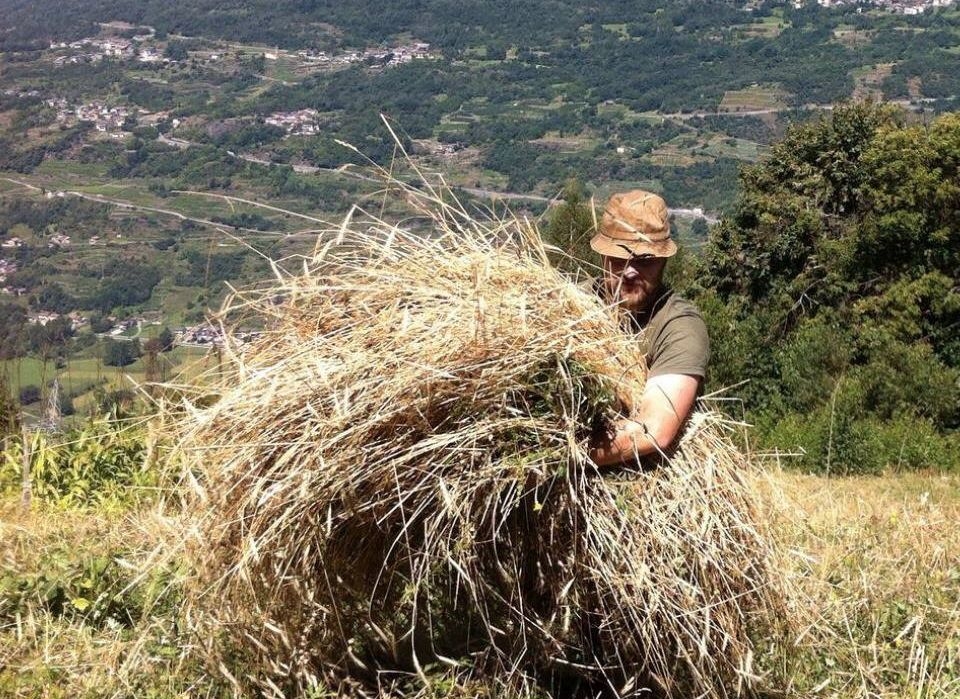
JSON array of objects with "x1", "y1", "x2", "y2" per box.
[
  {"x1": 1, "y1": 544, "x2": 184, "y2": 630},
  {"x1": 699, "y1": 103, "x2": 960, "y2": 472},
  {"x1": 0, "y1": 420, "x2": 161, "y2": 508}
]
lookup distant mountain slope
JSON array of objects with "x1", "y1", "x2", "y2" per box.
[{"x1": 0, "y1": 0, "x2": 744, "y2": 51}]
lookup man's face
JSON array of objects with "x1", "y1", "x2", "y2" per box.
[{"x1": 602, "y1": 254, "x2": 667, "y2": 313}]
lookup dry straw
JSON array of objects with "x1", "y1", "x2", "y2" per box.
[{"x1": 173, "y1": 167, "x2": 793, "y2": 697}]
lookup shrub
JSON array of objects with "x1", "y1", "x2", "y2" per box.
[
  {"x1": 761, "y1": 398, "x2": 960, "y2": 475},
  {"x1": 0, "y1": 421, "x2": 161, "y2": 508}
]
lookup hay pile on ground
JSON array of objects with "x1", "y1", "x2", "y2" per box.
[{"x1": 174, "y1": 183, "x2": 792, "y2": 697}]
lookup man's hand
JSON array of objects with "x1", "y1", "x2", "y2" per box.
[{"x1": 589, "y1": 373, "x2": 700, "y2": 468}]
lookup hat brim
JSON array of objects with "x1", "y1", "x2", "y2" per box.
[{"x1": 589, "y1": 231, "x2": 678, "y2": 259}]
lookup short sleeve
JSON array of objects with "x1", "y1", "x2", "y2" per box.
[{"x1": 647, "y1": 310, "x2": 710, "y2": 379}]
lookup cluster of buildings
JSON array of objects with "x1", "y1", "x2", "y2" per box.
[
  {"x1": 27, "y1": 311, "x2": 89, "y2": 330},
  {"x1": 50, "y1": 36, "x2": 172, "y2": 66},
  {"x1": 0, "y1": 258, "x2": 17, "y2": 284},
  {"x1": 2, "y1": 88, "x2": 41, "y2": 99},
  {"x1": 48, "y1": 233, "x2": 71, "y2": 248},
  {"x1": 810, "y1": 0, "x2": 955, "y2": 10},
  {"x1": 137, "y1": 47, "x2": 166, "y2": 63},
  {"x1": 45, "y1": 95, "x2": 136, "y2": 136},
  {"x1": 46, "y1": 33, "x2": 436, "y2": 75},
  {"x1": 0, "y1": 251, "x2": 24, "y2": 296},
  {"x1": 178, "y1": 323, "x2": 224, "y2": 346},
  {"x1": 178, "y1": 324, "x2": 261, "y2": 346},
  {"x1": 295, "y1": 41, "x2": 436, "y2": 69},
  {"x1": 73, "y1": 102, "x2": 133, "y2": 135},
  {"x1": 105, "y1": 318, "x2": 140, "y2": 336},
  {"x1": 27, "y1": 311, "x2": 62, "y2": 326},
  {"x1": 51, "y1": 37, "x2": 134, "y2": 65},
  {"x1": 265, "y1": 108, "x2": 320, "y2": 136}
]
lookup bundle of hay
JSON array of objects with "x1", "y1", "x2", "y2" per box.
[{"x1": 175, "y1": 181, "x2": 791, "y2": 697}]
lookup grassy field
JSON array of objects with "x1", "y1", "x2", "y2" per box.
[
  {"x1": 531, "y1": 131, "x2": 601, "y2": 153},
  {"x1": 776, "y1": 471, "x2": 960, "y2": 696},
  {"x1": 33, "y1": 160, "x2": 111, "y2": 179},
  {"x1": 0, "y1": 177, "x2": 26, "y2": 193},
  {"x1": 734, "y1": 14, "x2": 787, "y2": 40},
  {"x1": 264, "y1": 55, "x2": 302, "y2": 83},
  {"x1": 852, "y1": 63, "x2": 894, "y2": 101},
  {"x1": 719, "y1": 85, "x2": 789, "y2": 112},
  {"x1": 646, "y1": 133, "x2": 722, "y2": 166},
  {"x1": 831, "y1": 24, "x2": 871, "y2": 47},
  {"x1": 600, "y1": 23, "x2": 630, "y2": 39},
  {"x1": 2, "y1": 167, "x2": 316, "y2": 242},
  {"x1": 701, "y1": 134, "x2": 770, "y2": 161},
  {"x1": 2, "y1": 345, "x2": 212, "y2": 420},
  {"x1": 1, "y1": 465, "x2": 956, "y2": 697}
]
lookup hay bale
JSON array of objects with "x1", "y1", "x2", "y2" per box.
[{"x1": 175, "y1": 185, "x2": 791, "y2": 697}]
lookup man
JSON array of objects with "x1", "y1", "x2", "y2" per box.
[{"x1": 587, "y1": 190, "x2": 709, "y2": 468}]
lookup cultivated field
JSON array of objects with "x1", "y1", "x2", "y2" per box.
[
  {"x1": 718, "y1": 86, "x2": 789, "y2": 113},
  {"x1": 851, "y1": 63, "x2": 894, "y2": 101}
]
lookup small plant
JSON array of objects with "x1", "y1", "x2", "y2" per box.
[
  {"x1": 1, "y1": 548, "x2": 146, "y2": 628},
  {"x1": 0, "y1": 419, "x2": 166, "y2": 508}
]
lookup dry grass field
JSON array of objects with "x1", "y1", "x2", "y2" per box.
[
  {"x1": 1, "y1": 468, "x2": 957, "y2": 697},
  {"x1": 852, "y1": 64, "x2": 894, "y2": 101},
  {"x1": 774, "y1": 470, "x2": 960, "y2": 697},
  {"x1": 718, "y1": 86, "x2": 789, "y2": 113}
]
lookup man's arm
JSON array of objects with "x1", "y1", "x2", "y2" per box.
[{"x1": 589, "y1": 373, "x2": 700, "y2": 467}]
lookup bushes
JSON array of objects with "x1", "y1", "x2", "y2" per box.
[
  {"x1": 85, "y1": 260, "x2": 161, "y2": 312},
  {"x1": 760, "y1": 382, "x2": 960, "y2": 475},
  {"x1": 0, "y1": 421, "x2": 160, "y2": 508},
  {"x1": 18, "y1": 385, "x2": 41, "y2": 405},
  {"x1": 0, "y1": 547, "x2": 165, "y2": 629},
  {"x1": 698, "y1": 104, "x2": 960, "y2": 473},
  {"x1": 102, "y1": 338, "x2": 140, "y2": 367}
]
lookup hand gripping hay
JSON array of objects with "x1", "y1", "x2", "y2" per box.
[{"x1": 176, "y1": 186, "x2": 791, "y2": 698}]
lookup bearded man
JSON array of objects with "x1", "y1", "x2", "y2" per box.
[{"x1": 587, "y1": 190, "x2": 710, "y2": 467}]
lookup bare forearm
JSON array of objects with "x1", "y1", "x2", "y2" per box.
[
  {"x1": 587, "y1": 374, "x2": 699, "y2": 468},
  {"x1": 589, "y1": 419, "x2": 663, "y2": 467}
]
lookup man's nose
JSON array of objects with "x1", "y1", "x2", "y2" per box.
[{"x1": 621, "y1": 265, "x2": 641, "y2": 282}]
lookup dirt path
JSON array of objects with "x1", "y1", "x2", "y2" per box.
[
  {"x1": 171, "y1": 190, "x2": 331, "y2": 224},
  {"x1": 1, "y1": 175, "x2": 288, "y2": 235}
]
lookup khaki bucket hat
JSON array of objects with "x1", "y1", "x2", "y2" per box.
[{"x1": 590, "y1": 190, "x2": 677, "y2": 259}]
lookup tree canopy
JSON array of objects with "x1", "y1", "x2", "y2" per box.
[{"x1": 700, "y1": 102, "x2": 960, "y2": 472}]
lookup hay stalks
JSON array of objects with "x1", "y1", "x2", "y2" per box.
[{"x1": 173, "y1": 172, "x2": 792, "y2": 697}]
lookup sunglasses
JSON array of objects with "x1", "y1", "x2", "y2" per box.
[{"x1": 608, "y1": 251, "x2": 663, "y2": 269}]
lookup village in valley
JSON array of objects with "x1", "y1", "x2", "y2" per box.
[
  {"x1": 810, "y1": 0, "x2": 955, "y2": 10},
  {"x1": 11, "y1": 28, "x2": 439, "y2": 142},
  {"x1": 45, "y1": 26, "x2": 437, "y2": 78},
  {"x1": 1, "y1": 0, "x2": 958, "y2": 426}
]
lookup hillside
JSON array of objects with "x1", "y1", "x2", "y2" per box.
[
  {"x1": 0, "y1": 3, "x2": 959, "y2": 694},
  {"x1": 0, "y1": 1, "x2": 958, "y2": 445},
  {"x1": 2, "y1": 436, "x2": 958, "y2": 696}
]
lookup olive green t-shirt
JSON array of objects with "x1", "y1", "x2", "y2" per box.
[{"x1": 631, "y1": 287, "x2": 710, "y2": 381}]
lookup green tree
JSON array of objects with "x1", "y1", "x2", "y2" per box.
[
  {"x1": 103, "y1": 339, "x2": 141, "y2": 368},
  {"x1": 0, "y1": 374, "x2": 20, "y2": 438},
  {"x1": 158, "y1": 327, "x2": 175, "y2": 352},
  {"x1": 541, "y1": 178, "x2": 596, "y2": 274},
  {"x1": 89, "y1": 313, "x2": 113, "y2": 334},
  {"x1": 700, "y1": 102, "x2": 960, "y2": 473}
]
